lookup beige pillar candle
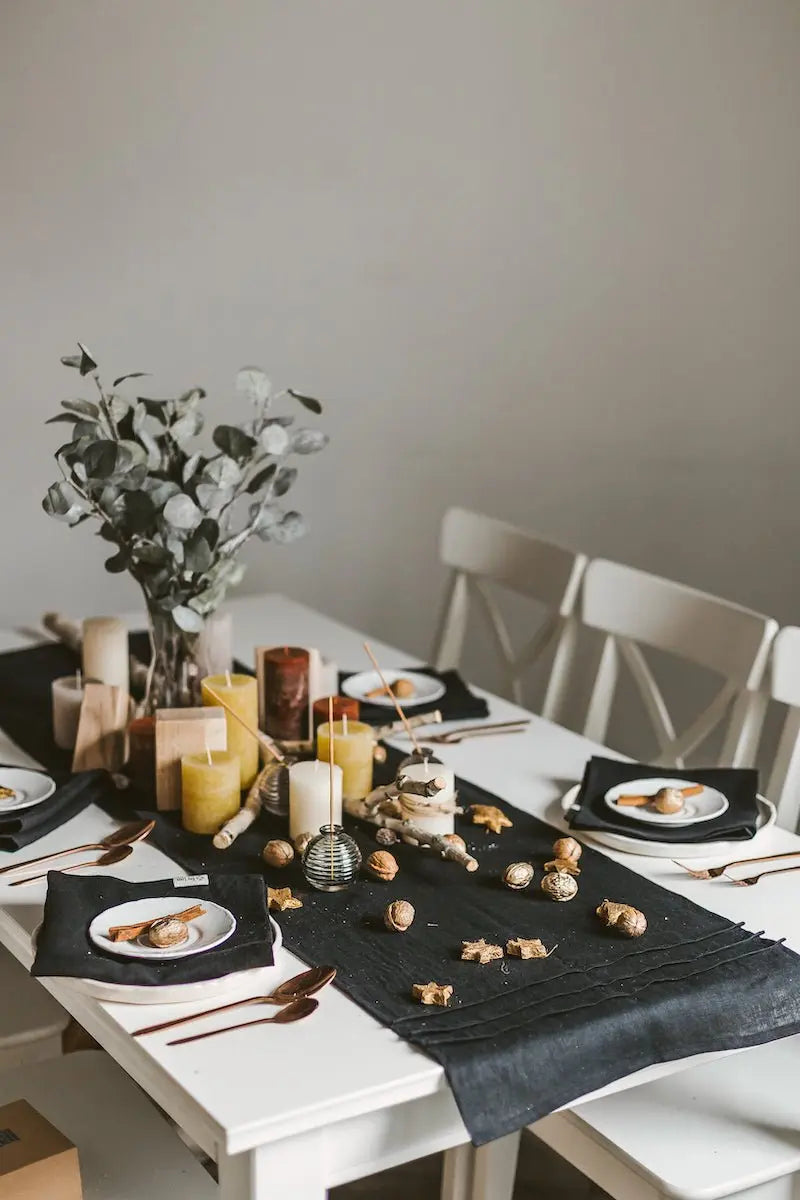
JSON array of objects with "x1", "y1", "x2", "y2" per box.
[
  {"x1": 82, "y1": 617, "x2": 129, "y2": 691},
  {"x1": 289, "y1": 758, "x2": 343, "y2": 842},
  {"x1": 399, "y1": 760, "x2": 456, "y2": 835},
  {"x1": 196, "y1": 611, "x2": 233, "y2": 678},
  {"x1": 316, "y1": 718, "x2": 374, "y2": 801},
  {"x1": 51, "y1": 674, "x2": 84, "y2": 750},
  {"x1": 181, "y1": 750, "x2": 241, "y2": 834}
]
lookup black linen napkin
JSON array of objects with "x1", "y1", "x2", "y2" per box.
[
  {"x1": 339, "y1": 667, "x2": 489, "y2": 725},
  {"x1": 32, "y1": 872, "x2": 274, "y2": 986},
  {"x1": 0, "y1": 770, "x2": 118, "y2": 851},
  {"x1": 567, "y1": 756, "x2": 761, "y2": 843}
]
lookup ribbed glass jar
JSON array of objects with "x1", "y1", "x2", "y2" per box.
[{"x1": 301, "y1": 824, "x2": 362, "y2": 892}]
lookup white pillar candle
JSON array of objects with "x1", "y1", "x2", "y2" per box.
[
  {"x1": 316, "y1": 657, "x2": 339, "y2": 701},
  {"x1": 400, "y1": 760, "x2": 457, "y2": 835},
  {"x1": 289, "y1": 758, "x2": 343, "y2": 842},
  {"x1": 82, "y1": 617, "x2": 129, "y2": 692},
  {"x1": 51, "y1": 674, "x2": 84, "y2": 750}
]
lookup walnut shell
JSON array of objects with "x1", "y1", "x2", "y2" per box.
[
  {"x1": 502, "y1": 861, "x2": 534, "y2": 890},
  {"x1": 384, "y1": 899, "x2": 415, "y2": 932},
  {"x1": 653, "y1": 787, "x2": 684, "y2": 815},
  {"x1": 442, "y1": 833, "x2": 466, "y2": 852},
  {"x1": 366, "y1": 850, "x2": 399, "y2": 881},
  {"x1": 262, "y1": 839, "x2": 295, "y2": 869},
  {"x1": 544, "y1": 858, "x2": 581, "y2": 876},
  {"x1": 540, "y1": 871, "x2": 578, "y2": 902},
  {"x1": 596, "y1": 899, "x2": 647, "y2": 937},
  {"x1": 148, "y1": 917, "x2": 189, "y2": 948},
  {"x1": 293, "y1": 831, "x2": 313, "y2": 856},
  {"x1": 552, "y1": 837, "x2": 582, "y2": 864},
  {"x1": 375, "y1": 827, "x2": 398, "y2": 847}
]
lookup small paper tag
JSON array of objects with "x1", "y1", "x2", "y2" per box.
[{"x1": 174, "y1": 874, "x2": 209, "y2": 888}]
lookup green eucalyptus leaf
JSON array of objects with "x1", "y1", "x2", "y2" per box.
[
  {"x1": 113, "y1": 371, "x2": 151, "y2": 387},
  {"x1": 172, "y1": 604, "x2": 205, "y2": 633},
  {"x1": 270, "y1": 511, "x2": 307, "y2": 544},
  {"x1": 236, "y1": 367, "x2": 271, "y2": 406},
  {"x1": 104, "y1": 550, "x2": 129, "y2": 573},
  {"x1": 291, "y1": 428, "x2": 329, "y2": 455},
  {"x1": 184, "y1": 533, "x2": 213, "y2": 573},
  {"x1": 139, "y1": 398, "x2": 170, "y2": 425},
  {"x1": 176, "y1": 387, "x2": 206, "y2": 412},
  {"x1": 248, "y1": 500, "x2": 281, "y2": 532},
  {"x1": 205, "y1": 455, "x2": 242, "y2": 488},
  {"x1": 182, "y1": 452, "x2": 202, "y2": 485},
  {"x1": 273, "y1": 466, "x2": 297, "y2": 497},
  {"x1": 170, "y1": 410, "x2": 203, "y2": 444},
  {"x1": 260, "y1": 424, "x2": 290, "y2": 456},
  {"x1": 246, "y1": 463, "x2": 277, "y2": 494},
  {"x1": 121, "y1": 491, "x2": 156, "y2": 534},
  {"x1": 61, "y1": 398, "x2": 100, "y2": 419},
  {"x1": 61, "y1": 343, "x2": 97, "y2": 375},
  {"x1": 46, "y1": 413, "x2": 82, "y2": 426},
  {"x1": 213, "y1": 424, "x2": 257, "y2": 460},
  {"x1": 163, "y1": 492, "x2": 202, "y2": 531},
  {"x1": 196, "y1": 482, "x2": 233, "y2": 515},
  {"x1": 107, "y1": 395, "x2": 131, "y2": 424},
  {"x1": 83, "y1": 440, "x2": 120, "y2": 479},
  {"x1": 196, "y1": 517, "x2": 220, "y2": 549},
  {"x1": 287, "y1": 388, "x2": 323, "y2": 415},
  {"x1": 42, "y1": 481, "x2": 78, "y2": 517},
  {"x1": 133, "y1": 542, "x2": 169, "y2": 566},
  {"x1": 73, "y1": 419, "x2": 100, "y2": 441},
  {"x1": 165, "y1": 535, "x2": 185, "y2": 565},
  {"x1": 144, "y1": 479, "x2": 180, "y2": 510}
]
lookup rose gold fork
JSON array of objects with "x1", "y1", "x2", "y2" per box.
[
  {"x1": 732, "y1": 863, "x2": 800, "y2": 887},
  {"x1": 673, "y1": 850, "x2": 800, "y2": 880}
]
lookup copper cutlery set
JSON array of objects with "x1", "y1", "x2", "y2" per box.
[
  {"x1": 0, "y1": 819, "x2": 156, "y2": 886},
  {"x1": 674, "y1": 851, "x2": 800, "y2": 887}
]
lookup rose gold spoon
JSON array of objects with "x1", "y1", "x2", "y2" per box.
[
  {"x1": 168, "y1": 995, "x2": 318, "y2": 1045},
  {"x1": 673, "y1": 850, "x2": 800, "y2": 880},
  {"x1": 0, "y1": 819, "x2": 155, "y2": 877},
  {"x1": 9, "y1": 843, "x2": 134, "y2": 887},
  {"x1": 132, "y1": 965, "x2": 337, "y2": 1037},
  {"x1": 732, "y1": 863, "x2": 800, "y2": 887}
]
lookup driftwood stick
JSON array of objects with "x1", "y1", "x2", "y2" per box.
[
  {"x1": 371, "y1": 710, "x2": 443, "y2": 739},
  {"x1": 395, "y1": 773, "x2": 446, "y2": 798},
  {"x1": 213, "y1": 762, "x2": 278, "y2": 849},
  {"x1": 344, "y1": 797, "x2": 478, "y2": 871}
]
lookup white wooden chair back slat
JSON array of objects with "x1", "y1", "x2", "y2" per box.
[
  {"x1": 766, "y1": 626, "x2": 800, "y2": 830},
  {"x1": 580, "y1": 559, "x2": 778, "y2": 768},
  {"x1": 431, "y1": 507, "x2": 587, "y2": 717}
]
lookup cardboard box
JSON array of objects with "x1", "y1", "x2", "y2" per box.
[{"x1": 0, "y1": 1099, "x2": 82, "y2": 1200}]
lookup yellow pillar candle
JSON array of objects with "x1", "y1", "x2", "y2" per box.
[
  {"x1": 181, "y1": 750, "x2": 241, "y2": 834},
  {"x1": 201, "y1": 673, "x2": 260, "y2": 789},
  {"x1": 316, "y1": 719, "x2": 374, "y2": 801}
]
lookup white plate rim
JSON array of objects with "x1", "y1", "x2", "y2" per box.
[
  {"x1": 557, "y1": 784, "x2": 775, "y2": 858},
  {"x1": 88, "y1": 896, "x2": 237, "y2": 961},
  {"x1": 0, "y1": 768, "x2": 56, "y2": 813},
  {"x1": 603, "y1": 776, "x2": 729, "y2": 827},
  {"x1": 31, "y1": 917, "x2": 283, "y2": 1005},
  {"x1": 342, "y1": 669, "x2": 446, "y2": 708}
]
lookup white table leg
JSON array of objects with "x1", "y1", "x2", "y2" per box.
[
  {"x1": 441, "y1": 1132, "x2": 520, "y2": 1200},
  {"x1": 218, "y1": 1131, "x2": 327, "y2": 1200}
]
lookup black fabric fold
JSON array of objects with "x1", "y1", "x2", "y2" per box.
[
  {"x1": 339, "y1": 667, "x2": 489, "y2": 725},
  {"x1": 32, "y1": 872, "x2": 274, "y2": 985}
]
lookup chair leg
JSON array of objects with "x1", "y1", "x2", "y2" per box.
[{"x1": 441, "y1": 1133, "x2": 520, "y2": 1200}]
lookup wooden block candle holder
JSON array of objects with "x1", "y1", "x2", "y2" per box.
[
  {"x1": 71, "y1": 682, "x2": 129, "y2": 774},
  {"x1": 154, "y1": 707, "x2": 226, "y2": 811}
]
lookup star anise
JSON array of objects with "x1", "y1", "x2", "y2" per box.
[
  {"x1": 469, "y1": 804, "x2": 512, "y2": 834},
  {"x1": 267, "y1": 886, "x2": 303, "y2": 912},
  {"x1": 506, "y1": 937, "x2": 557, "y2": 960},
  {"x1": 461, "y1": 938, "x2": 504, "y2": 964},
  {"x1": 411, "y1": 981, "x2": 454, "y2": 1007}
]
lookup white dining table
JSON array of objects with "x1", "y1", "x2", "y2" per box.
[{"x1": 1, "y1": 592, "x2": 799, "y2": 1200}]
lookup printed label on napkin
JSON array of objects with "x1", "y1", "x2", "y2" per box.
[{"x1": 173, "y1": 874, "x2": 209, "y2": 888}]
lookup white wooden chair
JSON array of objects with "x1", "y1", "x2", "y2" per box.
[
  {"x1": 443, "y1": 624, "x2": 800, "y2": 1200},
  {"x1": 579, "y1": 559, "x2": 778, "y2": 768},
  {"x1": 0, "y1": 945, "x2": 69, "y2": 1071},
  {"x1": 0, "y1": 1050, "x2": 216, "y2": 1198},
  {"x1": 431, "y1": 507, "x2": 587, "y2": 721}
]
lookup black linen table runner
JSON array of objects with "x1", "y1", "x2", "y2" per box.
[
  {"x1": 3, "y1": 642, "x2": 800, "y2": 1145},
  {"x1": 568, "y1": 756, "x2": 761, "y2": 843},
  {"x1": 32, "y1": 872, "x2": 274, "y2": 985}
]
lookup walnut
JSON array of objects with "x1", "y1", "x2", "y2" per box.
[
  {"x1": 543, "y1": 858, "x2": 581, "y2": 876},
  {"x1": 502, "y1": 862, "x2": 534, "y2": 890},
  {"x1": 552, "y1": 836, "x2": 582, "y2": 864},
  {"x1": 393, "y1": 677, "x2": 416, "y2": 699},
  {"x1": 375, "y1": 827, "x2": 398, "y2": 847},
  {"x1": 412, "y1": 981, "x2": 453, "y2": 1006},
  {"x1": 148, "y1": 917, "x2": 189, "y2": 948},
  {"x1": 596, "y1": 899, "x2": 647, "y2": 937},
  {"x1": 470, "y1": 804, "x2": 512, "y2": 834},
  {"x1": 653, "y1": 787, "x2": 684, "y2": 815},
  {"x1": 293, "y1": 832, "x2": 313, "y2": 856},
  {"x1": 384, "y1": 900, "x2": 415, "y2": 932},
  {"x1": 506, "y1": 937, "x2": 557, "y2": 959},
  {"x1": 540, "y1": 871, "x2": 578, "y2": 902},
  {"x1": 461, "y1": 938, "x2": 503, "y2": 964},
  {"x1": 262, "y1": 839, "x2": 295, "y2": 869},
  {"x1": 268, "y1": 886, "x2": 303, "y2": 912},
  {"x1": 366, "y1": 850, "x2": 399, "y2": 881},
  {"x1": 441, "y1": 833, "x2": 466, "y2": 852}
]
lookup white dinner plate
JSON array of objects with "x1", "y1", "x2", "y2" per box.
[
  {"x1": 0, "y1": 768, "x2": 56, "y2": 813},
  {"x1": 32, "y1": 917, "x2": 283, "y2": 1004},
  {"x1": 556, "y1": 785, "x2": 775, "y2": 858},
  {"x1": 604, "y1": 777, "x2": 729, "y2": 827},
  {"x1": 342, "y1": 669, "x2": 446, "y2": 708},
  {"x1": 89, "y1": 897, "x2": 236, "y2": 961}
]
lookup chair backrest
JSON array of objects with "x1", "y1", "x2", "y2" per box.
[
  {"x1": 764, "y1": 626, "x2": 800, "y2": 829},
  {"x1": 580, "y1": 559, "x2": 778, "y2": 768},
  {"x1": 431, "y1": 507, "x2": 587, "y2": 718}
]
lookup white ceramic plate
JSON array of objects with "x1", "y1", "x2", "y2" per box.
[
  {"x1": 89, "y1": 897, "x2": 236, "y2": 961},
  {"x1": 342, "y1": 669, "x2": 445, "y2": 708},
  {"x1": 556, "y1": 785, "x2": 775, "y2": 858},
  {"x1": 604, "y1": 777, "x2": 729, "y2": 827},
  {"x1": 31, "y1": 917, "x2": 283, "y2": 1004},
  {"x1": 0, "y1": 768, "x2": 56, "y2": 813}
]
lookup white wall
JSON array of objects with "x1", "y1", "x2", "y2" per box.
[{"x1": 2, "y1": 1, "x2": 799, "y2": 688}]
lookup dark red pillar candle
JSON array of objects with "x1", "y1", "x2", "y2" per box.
[
  {"x1": 312, "y1": 695, "x2": 360, "y2": 733},
  {"x1": 262, "y1": 646, "x2": 310, "y2": 741},
  {"x1": 127, "y1": 716, "x2": 156, "y2": 799}
]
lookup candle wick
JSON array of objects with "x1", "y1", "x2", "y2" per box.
[
  {"x1": 328, "y1": 695, "x2": 335, "y2": 879},
  {"x1": 205, "y1": 740, "x2": 213, "y2": 766},
  {"x1": 75, "y1": 668, "x2": 82, "y2": 690},
  {"x1": 225, "y1": 669, "x2": 232, "y2": 688},
  {"x1": 342, "y1": 713, "x2": 348, "y2": 736}
]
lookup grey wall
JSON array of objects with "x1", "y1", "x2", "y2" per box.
[{"x1": 2, "y1": 2, "x2": 799, "y2": 693}]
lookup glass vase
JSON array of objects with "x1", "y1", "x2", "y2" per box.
[
  {"x1": 142, "y1": 604, "x2": 202, "y2": 714},
  {"x1": 302, "y1": 824, "x2": 362, "y2": 892}
]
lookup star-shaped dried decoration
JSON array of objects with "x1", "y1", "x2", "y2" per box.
[
  {"x1": 506, "y1": 937, "x2": 558, "y2": 960},
  {"x1": 470, "y1": 804, "x2": 512, "y2": 834},
  {"x1": 461, "y1": 938, "x2": 504, "y2": 964},
  {"x1": 268, "y1": 886, "x2": 303, "y2": 912},
  {"x1": 412, "y1": 981, "x2": 454, "y2": 1007},
  {"x1": 544, "y1": 858, "x2": 581, "y2": 875}
]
